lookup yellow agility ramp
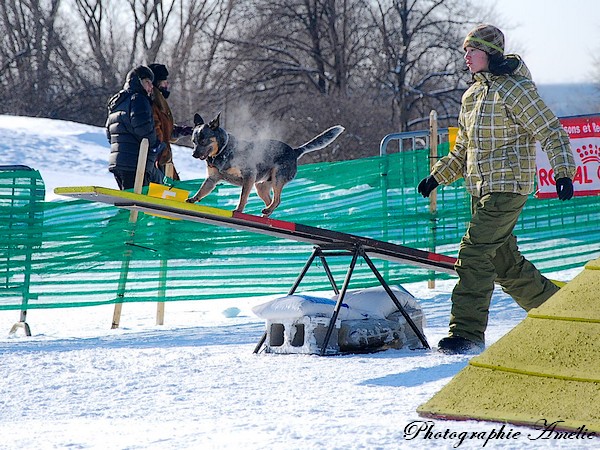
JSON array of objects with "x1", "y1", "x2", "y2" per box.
[{"x1": 417, "y1": 257, "x2": 600, "y2": 433}]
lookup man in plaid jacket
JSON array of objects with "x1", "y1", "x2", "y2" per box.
[{"x1": 418, "y1": 24, "x2": 576, "y2": 354}]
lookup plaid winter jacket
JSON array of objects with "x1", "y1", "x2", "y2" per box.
[{"x1": 431, "y1": 56, "x2": 575, "y2": 197}]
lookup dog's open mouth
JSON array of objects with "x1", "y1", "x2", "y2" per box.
[
  {"x1": 192, "y1": 139, "x2": 219, "y2": 160},
  {"x1": 192, "y1": 147, "x2": 209, "y2": 160}
]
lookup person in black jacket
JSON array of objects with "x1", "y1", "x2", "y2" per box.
[{"x1": 105, "y1": 65, "x2": 166, "y2": 190}]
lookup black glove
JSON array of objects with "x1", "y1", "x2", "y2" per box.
[
  {"x1": 173, "y1": 125, "x2": 194, "y2": 137},
  {"x1": 556, "y1": 177, "x2": 574, "y2": 201},
  {"x1": 417, "y1": 175, "x2": 439, "y2": 198}
]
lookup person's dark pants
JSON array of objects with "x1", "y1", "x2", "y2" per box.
[
  {"x1": 111, "y1": 169, "x2": 136, "y2": 190},
  {"x1": 448, "y1": 192, "x2": 560, "y2": 345},
  {"x1": 110, "y1": 166, "x2": 164, "y2": 191}
]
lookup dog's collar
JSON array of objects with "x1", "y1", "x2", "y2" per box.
[
  {"x1": 213, "y1": 132, "x2": 229, "y2": 158},
  {"x1": 207, "y1": 132, "x2": 230, "y2": 162}
]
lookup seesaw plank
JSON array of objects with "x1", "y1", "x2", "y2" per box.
[{"x1": 54, "y1": 186, "x2": 456, "y2": 274}]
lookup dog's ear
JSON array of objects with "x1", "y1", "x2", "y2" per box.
[
  {"x1": 193, "y1": 113, "x2": 204, "y2": 126},
  {"x1": 208, "y1": 112, "x2": 221, "y2": 130}
]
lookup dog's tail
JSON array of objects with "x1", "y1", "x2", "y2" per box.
[{"x1": 294, "y1": 125, "x2": 345, "y2": 157}]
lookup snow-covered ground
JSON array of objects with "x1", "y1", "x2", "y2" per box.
[{"x1": 0, "y1": 116, "x2": 595, "y2": 449}]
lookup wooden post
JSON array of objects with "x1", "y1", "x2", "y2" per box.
[
  {"x1": 428, "y1": 111, "x2": 438, "y2": 289},
  {"x1": 156, "y1": 162, "x2": 174, "y2": 325},
  {"x1": 112, "y1": 138, "x2": 149, "y2": 329}
]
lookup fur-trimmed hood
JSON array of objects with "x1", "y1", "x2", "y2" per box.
[{"x1": 107, "y1": 73, "x2": 149, "y2": 112}]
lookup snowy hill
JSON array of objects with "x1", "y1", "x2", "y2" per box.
[
  {"x1": 0, "y1": 115, "x2": 592, "y2": 449},
  {"x1": 0, "y1": 115, "x2": 203, "y2": 200},
  {"x1": 538, "y1": 83, "x2": 600, "y2": 117}
]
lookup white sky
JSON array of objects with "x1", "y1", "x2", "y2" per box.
[{"x1": 483, "y1": 0, "x2": 600, "y2": 84}]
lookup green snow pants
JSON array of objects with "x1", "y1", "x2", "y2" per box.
[{"x1": 448, "y1": 192, "x2": 560, "y2": 345}]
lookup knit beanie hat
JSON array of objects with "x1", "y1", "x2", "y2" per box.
[
  {"x1": 463, "y1": 24, "x2": 504, "y2": 57},
  {"x1": 149, "y1": 63, "x2": 169, "y2": 87}
]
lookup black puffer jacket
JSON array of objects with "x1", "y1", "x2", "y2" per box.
[{"x1": 106, "y1": 70, "x2": 161, "y2": 171}]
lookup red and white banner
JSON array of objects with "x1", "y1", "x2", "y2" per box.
[{"x1": 536, "y1": 114, "x2": 600, "y2": 198}]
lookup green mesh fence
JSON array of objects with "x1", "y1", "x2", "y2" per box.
[
  {"x1": 1, "y1": 147, "x2": 599, "y2": 311},
  {"x1": 0, "y1": 166, "x2": 45, "y2": 312}
]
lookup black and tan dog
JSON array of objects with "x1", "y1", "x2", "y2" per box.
[{"x1": 186, "y1": 113, "x2": 344, "y2": 217}]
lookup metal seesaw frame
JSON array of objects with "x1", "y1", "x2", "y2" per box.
[{"x1": 252, "y1": 242, "x2": 432, "y2": 355}]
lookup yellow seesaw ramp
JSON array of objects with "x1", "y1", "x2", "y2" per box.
[{"x1": 417, "y1": 257, "x2": 600, "y2": 433}]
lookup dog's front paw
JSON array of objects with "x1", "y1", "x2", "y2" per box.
[
  {"x1": 261, "y1": 208, "x2": 273, "y2": 217},
  {"x1": 186, "y1": 197, "x2": 198, "y2": 203}
]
